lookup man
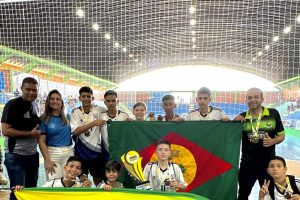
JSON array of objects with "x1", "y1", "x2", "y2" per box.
[
  {"x1": 1, "y1": 77, "x2": 40, "y2": 199},
  {"x1": 70, "y1": 86, "x2": 106, "y2": 186},
  {"x1": 187, "y1": 87, "x2": 228, "y2": 120},
  {"x1": 100, "y1": 90, "x2": 129, "y2": 154},
  {"x1": 235, "y1": 87, "x2": 285, "y2": 200}
]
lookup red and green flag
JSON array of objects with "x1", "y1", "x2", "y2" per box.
[{"x1": 108, "y1": 121, "x2": 242, "y2": 200}]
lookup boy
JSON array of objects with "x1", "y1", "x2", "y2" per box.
[
  {"x1": 161, "y1": 95, "x2": 183, "y2": 121},
  {"x1": 133, "y1": 102, "x2": 147, "y2": 121},
  {"x1": 100, "y1": 90, "x2": 129, "y2": 153},
  {"x1": 14, "y1": 156, "x2": 91, "y2": 191},
  {"x1": 259, "y1": 156, "x2": 300, "y2": 200},
  {"x1": 143, "y1": 139, "x2": 187, "y2": 192},
  {"x1": 70, "y1": 86, "x2": 107, "y2": 186},
  {"x1": 43, "y1": 156, "x2": 91, "y2": 188},
  {"x1": 97, "y1": 160, "x2": 124, "y2": 190},
  {"x1": 187, "y1": 87, "x2": 228, "y2": 120}
]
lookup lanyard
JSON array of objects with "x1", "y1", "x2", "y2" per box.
[
  {"x1": 275, "y1": 176, "x2": 294, "y2": 194},
  {"x1": 156, "y1": 163, "x2": 170, "y2": 184},
  {"x1": 80, "y1": 106, "x2": 90, "y2": 124},
  {"x1": 249, "y1": 111, "x2": 262, "y2": 137}
]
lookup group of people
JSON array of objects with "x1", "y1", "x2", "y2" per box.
[{"x1": 0, "y1": 76, "x2": 299, "y2": 199}]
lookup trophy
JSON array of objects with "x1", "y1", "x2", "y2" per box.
[{"x1": 121, "y1": 150, "x2": 151, "y2": 190}]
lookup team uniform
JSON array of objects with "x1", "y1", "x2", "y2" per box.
[
  {"x1": 143, "y1": 162, "x2": 187, "y2": 192},
  {"x1": 186, "y1": 106, "x2": 227, "y2": 120},
  {"x1": 264, "y1": 175, "x2": 300, "y2": 200},
  {"x1": 100, "y1": 110, "x2": 129, "y2": 152},
  {"x1": 70, "y1": 105, "x2": 107, "y2": 178},
  {"x1": 161, "y1": 114, "x2": 181, "y2": 121},
  {"x1": 238, "y1": 107, "x2": 285, "y2": 199},
  {"x1": 40, "y1": 116, "x2": 73, "y2": 180},
  {"x1": 43, "y1": 178, "x2": 82, "y2": 188}
]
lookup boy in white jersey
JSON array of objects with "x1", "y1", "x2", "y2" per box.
[
  {"x1": 100, "y1": 90, "x2": 129, "y2": 154},
  {"x1": 143, "y1": 139, "x2": 187, "y2": 192},
  {"x1": 259, "y1": 156, "x2": 300, "y2": 200},
  {"x1": 14, "y1": 156, "x2": 91, "y2": 190},
  {"x1": 187, "y1": 87, "x2": 229, "y2": 121},
  {"x1": 70, "y1": 86, "x2": 107, "y2": 186}
]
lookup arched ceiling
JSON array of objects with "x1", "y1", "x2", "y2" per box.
[{"x1": 0, "y1": 0, "x2": 300, "y2": 84}]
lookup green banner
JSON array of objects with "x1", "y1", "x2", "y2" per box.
[{"x1": 108, "y1": 121, "x2": 242, "y2": 200}]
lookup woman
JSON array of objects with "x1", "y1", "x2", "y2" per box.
[{"x1": 39, "y1": 89, "x2": 73, "y2": 180}]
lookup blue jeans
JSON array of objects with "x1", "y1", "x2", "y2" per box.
[{"x1": 4, "y1": 152, "x2": 39, "y2": 200}]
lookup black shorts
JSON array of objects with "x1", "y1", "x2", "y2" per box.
[{"x1": 80, "y1": 153, "x2": 107, "y2": 180}]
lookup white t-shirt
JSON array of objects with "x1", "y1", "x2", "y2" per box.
[
  {"x1": 70, "y1": 105, "x2": 106, "y2": 152},
  {"x1": 186, "y1": 106, "x2": 227, "y2": 121},
  {"x1": 264, "y1": 177, "x2": 300, "y2": 200},
  {"x1": 100, "y1": 110, "x2": 129, "y2": 151},
  {"x1": 143, "y1": 162, "x2": 187, "y2": 192},
  {"x1": 43, "y1": 178, "x2": 82, "y2": 187}
]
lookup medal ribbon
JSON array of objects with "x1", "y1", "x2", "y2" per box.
[
  {"x1": 275, "y1": 176, "x2": 294, "y2": 194},
  {"x1": 249, "y1": 111, "x2": 262, "y2": 138}
]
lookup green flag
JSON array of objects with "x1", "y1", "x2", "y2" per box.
[{"x1": 108, "y1": 121, "x2": 242, "y2": 200}]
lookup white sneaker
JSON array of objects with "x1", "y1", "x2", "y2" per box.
[{"x1": 0, "y1": 172, "x2": 8, "y2": 185}]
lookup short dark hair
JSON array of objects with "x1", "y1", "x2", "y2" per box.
[
  {"x1": 133, "y1": 102, "x2": 147, "y2": 110},
  {"x1": 104, "y1": 90, "x2": 117, "y2": 98},
  {"x1": 79, "y1": 86, "x2": 93, "y2": 95},
  {"x1": 269, "y1": 156, "x2": 286, "y2": 167},
  {"x1": 22, "y1": 77, "x2": 38, "y2": 87},
  {"x1": 162, "y1": 94, "x2": 175, "y2": 102},
  {"x1": 105, "y1": 160, "x2": 121, "y2": 172},
  {"x1": 197, "y1": 87, "x2": 211, "y2": 97},
  {"x1": 155, "y1": 139, "x2": 171, "y2": 149},
  {"x1": 66, "y1": 156, "x2": 83, "y2": 166}
]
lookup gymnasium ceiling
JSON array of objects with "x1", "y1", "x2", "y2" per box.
[{"x1": 0, "y1": 0, "x2": 300, "y2": 84}]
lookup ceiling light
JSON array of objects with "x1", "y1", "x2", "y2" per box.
[
  {"x1": 273, "y1": 36, "x2": 279, "y2": 42},
  {"x1": 283, "y1": 26, "x2": 291, "y2": 34},
  {"x1": 190, "y1": 19, "x2": 196, "y2": 26},
  {"x1": 192, "y1": 45, "x2": 196, "y2": 49},
  {"x1": 114, "y1": 42, "x2": 120, "y2": 48},
  {"x1": 252, "y1": 58, "x2": 256, "y2": 61},
  {"x1": 265, "y1": 45, "x2": 270, "y2": 50},
  {"x1": 104, "y1": 33, "x2": 111, "y2": 40},
  {"x1": 189, "y1": 6, "x2": 196, "y2": 14},
  {"x1": 92, "y1": 23, "x2": 99, "y2": 30},
  {"x1": 134, "y1": 59, "x2": 138, "y2": 62},
  {"x1": 257, "y1": 51, "x2": 263, "y2": 56},
  {"x1": 297, "y1": 15, "x2": 300, "y2": 23},
  {"x1": 129, "y1": 54, "x2": 133, "y2": 58},
  {"x1": 248, "y1": 62, "x2": 252, "y2": 64},
  {"x1": 192, "y1": 37, "x2": 196, "y2": 42},
  {"x1": 193, "y1": 55, "x2": 197, "y2": 59},
  {"x1": 76, "y1": 9, "x2": 84, "y2": 18},
  {"x1": 191, "y1": 31, "x2": 196, "y2": 35},
  {"x1": 122, "y1": 47, "x2": 127, "y2": 53}
]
